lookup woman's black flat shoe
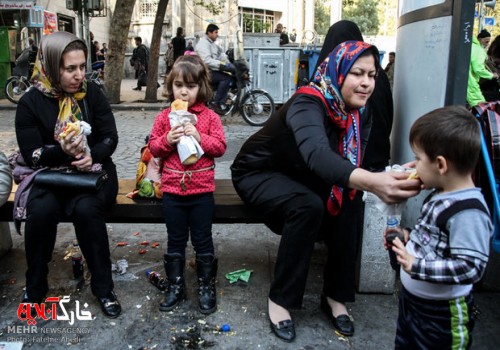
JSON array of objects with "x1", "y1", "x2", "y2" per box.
[
  {"x1": 98, "y1": 291, "x2": 121, "y2": 318},
  {"x1": 320, "y1": 295, "x2": 354, "y2": 336},
  {"x1": 269, "y1": 318, "x2": 296, "y2": 343}
]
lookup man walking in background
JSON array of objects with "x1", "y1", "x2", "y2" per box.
[{"x1": 131, "y1": 37, "x2": 150, "y2": 91}]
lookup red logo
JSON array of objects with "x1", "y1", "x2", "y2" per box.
[{"x1": 17, "y1": 296, "x2": 93, "y2": 325}]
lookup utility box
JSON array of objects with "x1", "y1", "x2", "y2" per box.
[
  {"x1": 244, "y1": 47, "x2": 301, "y2": 104},
  {"x1": 243, "y1": 34, "x2": 280, "y2": 48},
  {"x1": 66, "y1": 0, "x2": 79, "y2": 11}
]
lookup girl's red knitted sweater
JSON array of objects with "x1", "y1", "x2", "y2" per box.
[{"x1": 148, "y1": 102, "x2": 226, "y2": 195}]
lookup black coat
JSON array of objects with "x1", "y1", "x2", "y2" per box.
[
  {"x1": 15, "y1": 82, "x2": 119, "y2": 208},
  {"x1": 231, "y1": 94, "x2": 370, "y2": 202}
]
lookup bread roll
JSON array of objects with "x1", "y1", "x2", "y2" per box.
[
  {"x1": 171, "y1": 99, "x2": 188, "y2": 111},
  {"x1": 407, "y1": 171, "x2": 420, "y2": 180},
  {"x1": 59, "y1": 121, "x2": 81, "y2": 139}
]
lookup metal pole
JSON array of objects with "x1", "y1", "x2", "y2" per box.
[
  {"x1": 330, "y1": 0, "x2": 342, "y2": 24},
  {"x1": 82, "y1": 0, "x2": 92, "y2": 71},
  {"x1": 77, "y1": 0, "x2": 84, "y2": 40},
  {"x1": 479, "y1": 0, "x2": 485, "y2": 31}
]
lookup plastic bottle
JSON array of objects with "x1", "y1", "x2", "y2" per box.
[
  {"x1": 146, "y1": 269, "x2": 167, "y2": 291},
  {"x1": 71, "y1": 241, "x2": 84, "y2": 279},
  {"x1": 386, "y1": 215, "x2": 404, "y2": 271}
]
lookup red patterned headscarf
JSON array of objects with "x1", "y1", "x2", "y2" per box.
[{"x1": 297, "y1": 40, "x2": 376, "y2": 216}]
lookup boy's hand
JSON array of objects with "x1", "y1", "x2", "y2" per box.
[
  {"x1": 384, "y1": 226, "x2": 404, "y2": 250},
  {"x1": 392, "y1": 238, "x2": 414, "y2": 273}
]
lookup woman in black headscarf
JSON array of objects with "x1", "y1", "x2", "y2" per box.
[
  {"x1": 313, "y1": 20, "x2": 393, "y2": 172},
  {"x1": 15, "y1": 31, "x2": 121, "y2": 318}
]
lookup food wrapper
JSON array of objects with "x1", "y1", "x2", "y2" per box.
[
  {"x1": 169, "y1": 111, "x2": 204, "y2": 165},
  {"x1": 368, "y1": 165, "x2": 415, "y2": 216},
  {"x1": 79, "y1": 121, "x2": 92, "y2": 156},
  {"x1": 225, "y1": 269, "x2": 253, "y2": 284}
]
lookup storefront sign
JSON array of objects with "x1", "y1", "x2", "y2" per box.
[
  {"x1": 43, "y1": 11, "x2": 58, "y2": 35},
  {"x1": 0, "y1": 1, "x2": 35, "y2": 9}
]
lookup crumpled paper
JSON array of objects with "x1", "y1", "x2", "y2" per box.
[
  {"x1": 111, "y1": 259, "x2": 128, "y2": 274},
  {"x1": 169, "y1": 111, "x2": 204, "y2": 165},
  {"x1": 225, "y1": 269, "x2": 253, "y2": 284},
  {"x1": 368, "y1": 164, "x2": 415, "y2": 215}
]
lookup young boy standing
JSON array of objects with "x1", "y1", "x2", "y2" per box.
[{"x1": 389, "y1": 105, "x2": 493, "y2": 349}]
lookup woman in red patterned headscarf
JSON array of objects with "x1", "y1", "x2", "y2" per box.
[{"x1": 231, "y1": 41, "x2": 421, "y2": 342}]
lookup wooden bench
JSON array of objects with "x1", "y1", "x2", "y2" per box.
[{"x1": 0, "y1": 179, "x2": 263, "y2": 224}]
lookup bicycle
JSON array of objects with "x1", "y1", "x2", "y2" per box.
[
  {"x1": 4, "y1": 75, "x2": 32, "y2": 104},
  {"x1": 210, "y1": 59, "x2": 275, "y2": 127},
  {"x1": 4, "y1": 69, "x2": 106, "y2": 104}
]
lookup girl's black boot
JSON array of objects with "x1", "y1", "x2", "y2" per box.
[
  {"x1": 196, "y1": 254, "x2": 218, "y2": 314},
  {"x1": 159, "y1": 253, "x2": 186, "y2": 311}
]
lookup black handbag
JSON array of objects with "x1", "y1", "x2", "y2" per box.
[{"x1": 34, "y1": 168, "x2": 108, "y2": 192}]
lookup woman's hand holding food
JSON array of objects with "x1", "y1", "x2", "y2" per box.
[
  {"x1": 71, "y1": 153, "x2": 93, "y2": 171},
  {"x1": 60, "y1": 131, "x2": 85, "y2": 158}
]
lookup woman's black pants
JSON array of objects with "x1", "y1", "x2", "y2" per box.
[
  {"x1": 24, "y1": 187, "x2": 114, "y2": 300},
  {"x1": 232, "y1": 171, "x2": 361, "y2": 309}
]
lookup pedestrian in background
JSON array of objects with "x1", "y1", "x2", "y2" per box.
[
  {"x1": 275, "y1": 23, "x2": 289, "y2": 46},
  {"x1": 478, "y1": 29, "x2": 492, "y2": 49},
  {"x1": 148, "y1": 55, "x2": 226, "y2": 315},
  {"x1": 196, "y1": 23, "x2": 235, "y2": 113},
  {"x1": 480, "y1": 35, "x2": 500, "y2": 101},
  {"x1": 185, "y1": 40, "x2": 195, "y2": 54},
  {"x1": 131, "y1": 36, "x2": 150, "y2": 90},
  {"x1": 172, "y1": 27, "x2": 186, "y2": 63},
  {"x1": 467, "y1": 32, "x2": 497, "y2": 107},
  {"x1": 384, "y1": 52, "x2": 395, "y2": 90}
]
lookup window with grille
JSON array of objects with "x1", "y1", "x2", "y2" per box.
[{"x1": 138, "y1": 0, "x2": 159, "y2": 19}]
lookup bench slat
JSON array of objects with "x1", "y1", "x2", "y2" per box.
[{"x1": 0, "y1": 179, "x2": 263, "y2": 224}]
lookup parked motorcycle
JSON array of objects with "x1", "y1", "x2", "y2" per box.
[{"x1": 209, "y1": 59, "x2": 275, "y2": 127}]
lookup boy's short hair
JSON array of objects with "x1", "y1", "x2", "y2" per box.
[
  {"x1": 165, "y1": 55, "x2": 213, "y2": 103},
  {"x1": 206, "y1": 24, "x2": 219, "y2": 34},
  {"x1": 409, "y1": 105, "x2": 480, "y2": 175}
]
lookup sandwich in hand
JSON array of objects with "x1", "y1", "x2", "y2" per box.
[
  {"x1": 59, "y1": 121, "x2": 81, "y2": 139},
  {"x1": 171, "y1": 99, "x2": 188, "y2": 112},
  {"x1": 407, "y1": 171, "x2": 420, "y2": 180}
]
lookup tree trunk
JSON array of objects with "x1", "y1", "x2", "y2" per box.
[
  {"x1": 144, "y1": 0, "x2": 169, "y2": 102},
  {"x1": 105, "y1": 0, "x2": 137, "y2": 104}
]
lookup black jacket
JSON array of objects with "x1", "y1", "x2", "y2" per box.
[{"x1": 231, "y1": 94, "x2": 370, "y2": 200}]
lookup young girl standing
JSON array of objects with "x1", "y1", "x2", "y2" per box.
[{"x1": 148, "y1": 55, "x2": 227, "y2": 314}]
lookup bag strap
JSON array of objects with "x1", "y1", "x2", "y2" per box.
[
  {"x1": 82, "y1": 98, "x2": 90, "y2": 122},
  {"x1": 436, "y1": 198, "x2": 489, "y2": 235}
]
